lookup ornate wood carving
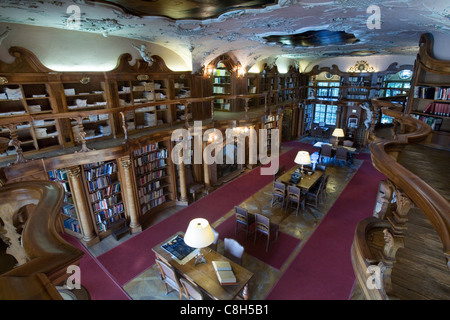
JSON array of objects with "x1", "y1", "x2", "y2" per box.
[{"x1": 0, "y1": 47, "x2": 53, "y2": 73}]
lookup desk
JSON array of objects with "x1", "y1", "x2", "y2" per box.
[
  {"x1": 276, "y1": 165, "x2": 323, "y2": 192},
  {"x1": 152, "y1": 232, "x2": 254, "y2": 300}
]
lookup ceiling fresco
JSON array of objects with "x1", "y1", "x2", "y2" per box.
[{"x1": 0, "y1": 0, "x2": 448, "y2": 72}]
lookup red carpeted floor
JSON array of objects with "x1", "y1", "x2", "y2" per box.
[{"x1": 265, "y1": 150, "x2": 385, "y2": 300}]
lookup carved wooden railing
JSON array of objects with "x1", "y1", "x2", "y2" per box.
[
  {"x1": 351, "y1": 97, "x2": 450, "y2": 300},
  {"x1": 0, "y1": 180, "x2": 84, "y2": 299}
]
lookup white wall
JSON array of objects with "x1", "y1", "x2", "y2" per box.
[{"x1": 0, "y1": 22, "x2": 191, "y2": 72}]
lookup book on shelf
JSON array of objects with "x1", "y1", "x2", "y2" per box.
[{"x1": 212, "y1": 260, "x2": 237, "y2": 285}]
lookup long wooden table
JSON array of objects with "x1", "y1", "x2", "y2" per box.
[
  {"x1": 152, "y1": 231, "x2": 254, "y2": 300},
  {"x1": 276, "y1": 165, "x2": 323, "y2": 192}
]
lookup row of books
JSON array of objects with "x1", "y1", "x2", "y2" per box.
[
  {"x1": 139, "y1": 189, "x2": 165, "y2": 205},
  {"x1": 134, "y1": 150, "x2": 167, "y2": 166},
  {"x1": 95, "y1": 204, "x2": 124, "y2": 224},
  {"x1": 87, "y1": 175, "x2": 112, "y2": 192},
  {"x1": 49, "y1": 169, "x2": 68, "y2": 181},
  {"x1": 136, "y1": 169, "x2": 166, "y2": 187},
  {"x1": 414, "y1": 86, "x2": 450, "y2": 100},
  {"x1": 62, "y1": 204, "x2": 77, "y2": 218},
  {"x1": 135, "y1": 160, "x2": 167, "y2": 175},
  {"x1": 64, "y1": 193, "x2": 74, "y2": 204},
  {"x1": 92, "y1": 196, "x2": 121, "y2": 212},
  {"x1": 88, "y1": 182, "x2": 120, "y2": 202},
  {"x1": 134, "y1": 142, "x2": 159, "y2": 156},
  {"x1": 141, "y1": 196, "x2": 166, "y2": 214},
  {"x1": 422, "y1": 103, "x2": 450, "y2": 116},
  {"x1": 138, "y1": 181, "x2": 165, "y2": 198},
  {"x1": 63, "y1": 218, "x2": 81, "y2": 234},
  {"x1": 84, "y1": 161, "x2": 117, "y2": 181},
  {"x1": 411, "y1": 114, "x2": 443, "y2": 131}
]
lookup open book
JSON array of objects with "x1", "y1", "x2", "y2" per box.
[{"x1": 212, "y1": 261, "x2": 237, "y2": 285}]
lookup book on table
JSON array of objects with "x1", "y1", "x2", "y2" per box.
[{"x1": 212, "y1": 261, "x2": 237, "y2": 285}]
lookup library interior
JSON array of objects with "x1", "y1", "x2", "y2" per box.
[{"x1": 0, "y1": 0, "x2": 449, "y2": 301}]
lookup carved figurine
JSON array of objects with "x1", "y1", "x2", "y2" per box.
[
  {"x1": 132, "y1": 43, "x2": 154, "y2": 65},
  {"x1": 360, "y1": 102, "x2": 373, "y2": 130}
]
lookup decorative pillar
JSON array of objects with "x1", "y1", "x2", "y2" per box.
[
  {"x1": 118, "y1": 156, "x2": 142, "y2": 233},
  {"x1": 202, "y1": 141, "x2": 211, "y2": 192},
  {"x1": 67, "y1": 166, "x2": 99, "y2": 247},
  {"x1": 178, "y1": 148, "x2": 188, "y2": 204}
]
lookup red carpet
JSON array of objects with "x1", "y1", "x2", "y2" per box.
[
  {"x1": 96, "y1": 143, "x2": 314, "y2": 286},
  {"x1": 265, "y1": 155, "x2": 386, "y2": 300},
  {"x1": 215, "y1": 215, "x2": 301, "y2": 270},
  {"x1": 61, "y1": 234, "x2": 131, "y2": 300}
]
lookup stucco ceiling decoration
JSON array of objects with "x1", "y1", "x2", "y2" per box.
[
  {"x1": 0, "y1": 0, "x2": 449, "y2": 73},
  {"x1": 263, "y1": 30, "x2": 359, "y2": 47}
]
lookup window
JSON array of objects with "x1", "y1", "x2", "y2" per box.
[
  {"x1": 314, "y1": 104, "x2": 338, "y2": 125},
  {"x1": 316, "y1": 81, "x2": 340, "y2": 100}
]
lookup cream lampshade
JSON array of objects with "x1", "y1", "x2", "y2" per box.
[
  {"x1": 332, "y1": 128, "x2": 345, "y2": 146},
  {"x1": 294, "y1": 151, "x2": 311, "y2": 175},
  {"x1": 184, "y1": 218, "x2": 215, "y2": 265}
]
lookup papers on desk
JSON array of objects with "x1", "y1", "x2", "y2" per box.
[
  {"x1": 161, "y1": 234, "x2": 197, "y2": 265},
  {"x1": 212, "y1": 261, "x2": 237, "y2": 285}
]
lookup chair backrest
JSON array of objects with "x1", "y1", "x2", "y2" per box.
[
  {"x1": 321, "y1": 175, "x2": 329, "y2": 192},
  {"x1": 335, "y1": 147, "x2": 348, "y2": 159},
  {"x1": 322, "y1": 144, "x2": 332, "y2": 156},
  {"x1": 155, "y1": 258, "x2": 181, "y2": 287},
  {"x1": 315, "y1": 164, "x2": 326, "y2": 172},
  {"x1": 329, "y1": 136, "x2": 336, "y2": 145},
  {"x1": 235, "y1": 206, "x2": 249, "y2": 224},
  {"x1": 209, "y1": 227, "x2": 219, "y2": 251},
  {"x1": 273, "y1": 181, "x2": 286, "y2": 195},
  {"x1": 255, "y1": 213, "x2": 270, "y2": 235},
  {"x1": 287, "y1": 185, "x2": 301, "y2": 201},
  {"x1": 224, "y1": 238, "x2": 244, "y2": 265},
  {"x1": 343, "y1": 140, "x2": 353, "y2": 147},
  {"x1": 180, "y1": 277, "x2": 204, "y2": 300}
]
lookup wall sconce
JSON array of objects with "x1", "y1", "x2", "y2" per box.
[
  {"x1": 204, "y1": 64, "x2": 215, "y2": 77},
  {"x1": 235, "y1": 63, "x2": 246, "y2": 78}
]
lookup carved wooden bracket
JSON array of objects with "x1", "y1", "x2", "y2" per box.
[{"x1": 71, "y1": 116, "x2": 94, "y2": 153}]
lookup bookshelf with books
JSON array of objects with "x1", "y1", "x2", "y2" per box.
[
  {"x1": 48, "y1": 168, "x2": 82, "y2": 237},
  {"x1": 83, "y1": 160, "x2": 124, "y2": 234},
  {"x1": 133, "y1": 140, "x2": 174, "y2": 215},
  {"x1": 212, "y1": 61, "x2": 232, "y2": 111},
  {"x1": 407, "y1": 33, "x2": 450, "y2": 149}
]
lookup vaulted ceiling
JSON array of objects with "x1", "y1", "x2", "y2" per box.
[{"x1": 0, "y1": 0, "x2": 449, "y2": 72}]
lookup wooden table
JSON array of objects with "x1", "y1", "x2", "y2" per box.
[
  {"x1": 276, "y1": 165, "x2": 323, "y2": 192},
  {"x1": 152, "y1": 232, "x2": 254, "y2": 300},
  {"x1": 313, "y1": 141, "x2": 357, "y2": 152}
]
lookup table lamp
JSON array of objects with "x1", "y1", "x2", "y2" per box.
[
  {"x1": 294, "y1": 151, "x2": 311, "y2": 177},
  {"x1": 184, "y1": 218, "x2": 215, "y2": 266},
  {"x1": 332, "y1": 128, "x2": 345, "y2": 147}
]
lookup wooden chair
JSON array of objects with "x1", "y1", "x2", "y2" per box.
[
  {"x1": 224, "y1": 238, "x2": 244, "y2": 265},
  {"x1": 155, "y1": 258, "x2": 184, "y2": 300},
  {"x1": 320, "y1": 144, "x2": 334, "y2": 163},
  {"x1": 209, "y1": 227, "x2": 219, "y2": 252},
  {"x1": 286, "y1": 185, "x2": 305, "y2": 216},
  {"x1": 253, "y1": 213, "x2": 279, "y2": 252},
  {"x1": 180, "y1": 277, "x2": 204, "y2": 300},
  {"x1": 235, "y1": 206, "x2": 255, "y2": 238},
  {"x1": 335, "y1": 147, "x2": 349, "y2": 166},
  {"x1": 110, "y1": 217, "x2": 130, "y2": 241},
  {"x1": 185, "y1": 165, "x2": 205, "y2": 202},
  {"x1": 306, "y1": 177, "x2": 324, "y2": 208},
  {"x1": 319, "y1": 175, "x2": 329, "y2": 203},
  {"x1": 271, "y1": 181, "x2": 287, "y2": 209}
]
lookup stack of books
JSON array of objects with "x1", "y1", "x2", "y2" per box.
[{"x1": 212, "y1": 261, "x2": 236, "y2": 285}]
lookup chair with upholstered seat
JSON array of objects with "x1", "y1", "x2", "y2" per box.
[
  {"x1": 306, "y1": 177, "x2": 324, "y2": 208},
  {"x1": 224, "y1": 238, "x2": 244, "y2": 265},
  {"x1": 155, "y1": 258, "x2": 184, "y2": 300},
  {"x1": 180, "y1": 277, "x2": 204, "y2": 300},
  {"x1": 335, "y1": 147, "x2": 349, "y2": 166},
  {"x1": 285, "y1": 185, "x2": 305, "y2": 216},
  {"x1": 185, "y1": 165, "x2": 205, "y2": 202},
  {"x1": 320, "y1": 144, "x2": 334, "y2": 163},
  {"x1": 234, "y1": 206, "x2": 255, "y2": 238},
  {"x1": 271, "y1": 181, "x2": 287, "y2": 209},
  {"x1": 209, "y1": 227, "x2": 219, "y2": 252},
  {"x1": 253, "y1": 213, "x2": 279, "y2": 252}
]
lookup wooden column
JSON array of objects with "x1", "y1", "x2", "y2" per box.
[
  {"x1": 203, "y1": 141, "x2": 210, "y2": 191},
  {"x1": 67, "y1": 166, "x2": 99, "y2": 247},
  {"x1": 178, "y1": 149, "x2": 188, "y2": 204},
  {"x1": 118, "y1": 156, "x2": 142, "y2": 234}
]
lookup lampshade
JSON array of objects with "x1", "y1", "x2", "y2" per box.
[
  {"x1": 294, "y1": 151, "x2": 311, "y2": 165},
  {"x1": 184, "y1": 218, "x2": 215, "y2": 249},
  {"x1": 332, "y1": 128, "x2": 345, "y2": 138}
]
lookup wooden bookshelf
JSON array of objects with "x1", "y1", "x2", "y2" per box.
[
  {"x1": 83, "y1": 160, "x2": 124, "y2": 234},
  {"x1": 133, "y1": 141, "x2": 174, "y2": 215}
]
